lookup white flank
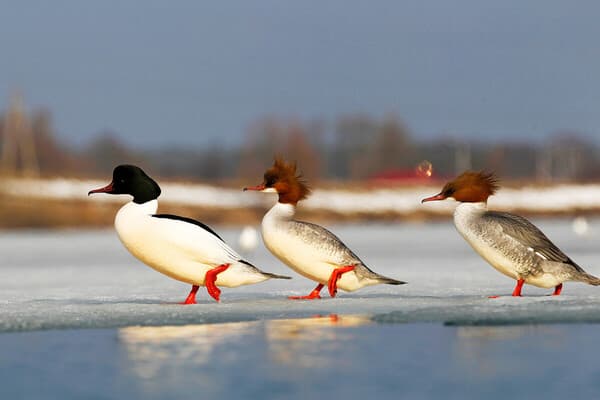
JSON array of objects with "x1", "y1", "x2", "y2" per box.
[
  {"x1": 453, "y1": 202, "x2": 563, "y2": 288},
  {"x1": 261, "y1": 202, "x2": 364, "y2": 292},
  {"x1": 114, "y1": 200, "x2": 269, "y2": 287}
]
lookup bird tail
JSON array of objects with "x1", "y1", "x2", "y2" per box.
[
  {"x1": 578, "y1": 272, "x2": 600, "y2": 286},
  {"x1": 238, "y1": 259, "x2": 292, "y2": 280},
  {"x1": 375, "y1": 275, "x2": 407, "y2": 285},
  {"x1": 261, "y1": 272, "x2": 292, "y2": 280},
  {"x1": 356, "y1": 263, "x2": 406, "y2": 285}
]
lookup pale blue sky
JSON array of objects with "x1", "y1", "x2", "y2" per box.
[{"x1": 1, "y1": 1, "x2": 599, "y2": 147}]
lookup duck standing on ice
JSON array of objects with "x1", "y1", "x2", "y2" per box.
[
  {"x1": 88, "y1": 165, "x2": 290, "y2": 303},
  {"x1": 244, "y1": 158, "x2": 405, "y2": 299},
  {"x1": 422, "y1": 171, "x2": 600, "y2": 297}
]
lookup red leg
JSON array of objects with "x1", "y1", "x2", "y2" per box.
[
  {"x1": 205, "y1": 264, "x2": 230, "y2": 302},
  {"x1": 327, "y1": 266, "x2": 355, "y2": 298},
  {"x1": 180, "y1": 285, "x2": 199, "y2": 305},
  {"x1": 552, "y1": 283, "x2": 563, "y2": 296},
  {"x1": 289, "y1": 283, "x2": 324, "y2": 300},
  {"x1": 512, "y1": 279, "x2": 525, "y2": 297},
  {"x1": 488, "y1": 278, "x2": 525, "y2": 299}
]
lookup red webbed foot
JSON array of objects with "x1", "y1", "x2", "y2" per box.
[
  {"x1": 289, "y1": 284, "x2": 324, "y2": 300},
  {"x1": 489, "y1": 279, "x2": 525, "y2": 299}
]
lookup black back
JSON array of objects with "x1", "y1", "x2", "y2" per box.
[{"x1": 152, "y1": 214, "x2": 224, "y2": 241}]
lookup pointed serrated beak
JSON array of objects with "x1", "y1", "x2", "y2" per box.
[
  {"x1": 243, "y1": 184, "x2": 266, "y2": 192},
  {"x1": 88, "y1": 182, "x2": 115, "y2": 196},
  {"x1": 421, "y1": 193, "x2": 447, "y2": 203},
  {"x1": 243, "y1": 184, "x2": 278, "y2": 193}
]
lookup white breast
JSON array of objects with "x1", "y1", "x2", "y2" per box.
[
  {"x1": 261, "y1": 203, "x2": 362, "y2": 291},
  {"x1": 114, "y1": 201, "x2": 264, "y2": 287}
]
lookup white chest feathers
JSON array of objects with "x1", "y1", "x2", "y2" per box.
[{"x1": 261, "y1": 203, "x2": 299, "y2": 267}]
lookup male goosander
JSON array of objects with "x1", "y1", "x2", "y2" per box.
[
  {"x1": 244, "y1": 158, "x2": 405, "y2": 299},
  {"x1": 88, "y1": 165, "x2": 290, "y2": 303},
  {"x1": 422, "y1": 171, "x2": 600, "y2": 297}
]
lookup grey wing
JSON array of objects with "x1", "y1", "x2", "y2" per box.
[
  {"x1": 292, "y1": 220, "x2": 367, "y2": 266},
  {"x1": 483, "y1": 211, "x2": 584, "y2": 273},
  {"x1": 293, "y1": 221, "x2": 400, "y2": 282}
]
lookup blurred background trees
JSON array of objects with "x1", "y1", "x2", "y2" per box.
[{"x1": 1, "y1": 95, "x2": 599, "y2": 183}]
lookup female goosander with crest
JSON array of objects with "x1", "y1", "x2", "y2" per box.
[
  {"x1": 244, "y1": 158, "x2": 405, "y2": 299},
  {"x1": 89, "y1": 165, "x2": 290, "y2": 304},
  {"x1": 422, "y1": 171, "x2": 600, "y2": 297}
]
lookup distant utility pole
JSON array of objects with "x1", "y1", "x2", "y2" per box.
[{"x1": 0, "y1": 93, "x2": 40, "y2": 177}]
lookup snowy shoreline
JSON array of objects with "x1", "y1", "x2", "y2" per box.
[{"x1": 4, "y1": 177, "x2": 600, "y2": 215}]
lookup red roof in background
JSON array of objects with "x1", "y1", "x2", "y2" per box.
[{"x1": 368, "y1": 168, "x2": 443, "y2": 186}]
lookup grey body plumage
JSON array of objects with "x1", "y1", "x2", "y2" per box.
[
  {"x1": 288, "y1": 219, "x2": 404, "y2": 285},
  {"x1": 453, "y1": 201, "x2": 600, "y2": 288},
  {"x1": 424, "y1": 170, "x2": 600, "y2": 295},
  {"x1": 248, "y1": 157, "x2": 405, "y2": 296},
  {"x1": 478, "y1": 211, "x2": 598, "y2": 284}
]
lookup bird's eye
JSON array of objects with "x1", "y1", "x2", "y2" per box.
[
  {"x1": 264, "y1": 175, "x2": 276, "y2": 187},
  {"x1": 443, "y1": 187, "x2": 455, "y2": 196},
  {"x1": 120, "y1": 179, "x2": 126, "y2": 184}
]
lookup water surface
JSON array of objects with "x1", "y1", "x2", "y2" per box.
[{"x1": 1, "y1": 221, "x2": 600, "y2": 398}]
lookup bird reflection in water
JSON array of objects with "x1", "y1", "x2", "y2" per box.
[
  {"x1": 118, "y1": 314, "x2": 372, "y2": 383},
  {"x1": 118, "y1": 321, "x2": 260, "y2": 382},
  {"x1": 265, "y1": 314, "x2": 372, "y2": 368}
]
